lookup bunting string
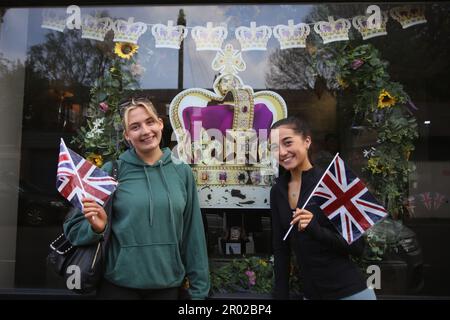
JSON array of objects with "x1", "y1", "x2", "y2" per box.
[{"x1": 42, "y1": 5, "x2": 427, "y2": 51}]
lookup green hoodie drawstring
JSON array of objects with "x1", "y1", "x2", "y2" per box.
[
  {"x1": 158, "y1": 160, "x2": 175, "y2": 226},
  {"x1": 143, "y1": 168, "x2": 155, "y2": 226}
]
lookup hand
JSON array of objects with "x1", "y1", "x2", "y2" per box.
[
  {"x1": 290, "y1": 208, "x2": 313, "y2": 232},
  {"x1": 82, "y1": 198, "x2": 107, "y2": 233}
]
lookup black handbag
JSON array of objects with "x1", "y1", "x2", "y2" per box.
[{"x1": 47, "y1": 160, "x2": 118, "y2": 294}]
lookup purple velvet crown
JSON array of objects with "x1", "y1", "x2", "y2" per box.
[{"x1": 182, "y1": 103, "x2": 273, "y2": 141}]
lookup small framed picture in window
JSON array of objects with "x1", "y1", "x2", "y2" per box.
[{"x1": 225, "y1": 242, "x2": 242, "y2": 255}]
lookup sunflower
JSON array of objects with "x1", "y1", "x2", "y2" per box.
[
  {"x1": 87, "y1": 153, "x2": 103, "y2": 167},
  {"x1": 377, "y1": 89, "x2": 396, "y2": 109},
  {"x1": 258, "y1": 259, "x2": 268, "y2": 267},
  {"x1": 114, "y1": 42, "x2": 139, "y2": 60},
  {"x1": 337, "y1": 76, "x2": 349, "y2": 89}
]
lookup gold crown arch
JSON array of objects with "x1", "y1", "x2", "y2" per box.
[{"x1": 169, "y1": 44, "x2": 287, "y2": 208}]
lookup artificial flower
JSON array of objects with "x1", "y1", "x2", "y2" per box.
[
  {"x1": 351, "y1": 59, "x2": 364, "y2": 70},
  {"x1": 367, "y1": 157, "x2": 383, "y2": 174},
  {"x1": 114, "y1": 42, "x2": 139, "y2": 60},
  {"x1": 337, "y1": 76, "x2": 349, "y2": 89},
  {"x1": 85, "y1": 118, "x2": 105, "y2": 139},
  {"x1": 378, "y1": 89, "x2": 396, "y2": 109},
  {"x1": 245, "y1": 270, "x2": 256, "y2": 286},
  {"x1": 99, "y1": 102, "x2": 109, "y2": 112},
  {"x1": 87, "y1": 153, "x2": 103, "y2": 167}
]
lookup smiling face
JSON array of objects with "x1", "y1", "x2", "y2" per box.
[
  {"x1": 123, "y1": 105, "x2": 163, "y2": 156},
  {"x1": 274, "y1": 125, "x2": 312, "y2": 172}
]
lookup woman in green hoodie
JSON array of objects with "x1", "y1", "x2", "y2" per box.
[{"x1": 64, "y1": 96, "x2": 210, "y2": 299}]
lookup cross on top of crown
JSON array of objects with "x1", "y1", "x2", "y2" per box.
[{"x1": 212, "y1": 44, "x2": 246, "y2": 75}]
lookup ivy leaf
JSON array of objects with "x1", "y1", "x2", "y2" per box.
[{"x1": 96, "y1": 91, "x2": 107, "y2": 102}]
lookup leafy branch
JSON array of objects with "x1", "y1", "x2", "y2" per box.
[{"x1": 337, "y1": 44, "x2": 419, "y2": 218}]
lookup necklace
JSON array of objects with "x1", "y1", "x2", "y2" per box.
[{"x1": 289, "y1": 179, "x2": 301, "y2": 199}]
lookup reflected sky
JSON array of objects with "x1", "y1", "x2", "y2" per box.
[
  {"x1": 2, "y1": 4, "x2": 314, "y2": 90},
  {"x1": 0, "y1": 9, "x2": 29, "y2": 62}
]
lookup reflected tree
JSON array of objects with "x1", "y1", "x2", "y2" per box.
[
  {"x1": 27, "y1": 29, "x2": 114, "y2": 90},
  {"x1": 266, "y1": 3, "x2": 366, "y2": 92},
  {"x1": 266, "y1": 3, "x2": 450, "y2": 99},
  {"x1": 25, "y1": 26, "x2": 117, "y2": 132},
  {"x1": 0, "y1": 8, "x2": 6, "y2": 27},
  {"x1": 0, "y1": 53, "x2": 26, "y2": 106}
]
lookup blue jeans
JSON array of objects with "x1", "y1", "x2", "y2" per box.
[
  {"x1": 303, "y1": 288, "x2": 377, "y2": 300},
  {"x1": 341, "y1": 288, "x2": 377, "y2": 300}
]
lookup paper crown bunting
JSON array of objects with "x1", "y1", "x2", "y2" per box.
[
  {"x1": 81, "y1": 15, "x2": 113, "y2": 41},
  {"x1": 191, "y1": 22, "x2": 228, "y2": 51},
  {"x1": 112, "y1": 17, "x2": 147, "y2": 44},
  {"x1": 41, "y1": 9, "x2": 66, "y2": 32},
  {"x1": 352, "y1": 11, "x2": 388, "y2": 40},
  {"x1": 235, "y1": 22, "x2": 272, "y2": 51},
  {"x1": 273, "y1": 19, "x2": 310, "y2": 49},
  {"x1": 314, "y1": 16, "x2": 351, "y2": 44},
  {"x1": 151, "y1": 20, "x2": 188, "y2": 49},
  {"x1": 390, "y1": 5, "x2": 427, "y2": 29},
  {"x1": 169, "y1": 44, "x2": 287, "y2": 186}
]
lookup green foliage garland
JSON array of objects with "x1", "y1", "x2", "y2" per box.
[
  {"x1": 337, "y1": 44, "x2": 419, "y2": 218},
  {"x1": 72, "y1": 53, "x2": 141, "y2": 165}
]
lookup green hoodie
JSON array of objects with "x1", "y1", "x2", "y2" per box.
[{"x1": 64, "y1": 148, "x2": 210, "y2": 299}]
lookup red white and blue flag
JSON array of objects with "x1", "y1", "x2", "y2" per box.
[
  {"x1": 56, "y1": 138, "x2": 117, "y2": 211},
  {"x1": 419, "y1": 192, "x2": 433, "y2": 210},
  {"x1": 433, "y1": 192, "x2": 446, "y2": 210},
  {"x1": 310, "y1": 154, "x2": 388, "y2": 244}
]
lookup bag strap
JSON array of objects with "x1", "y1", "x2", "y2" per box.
[
  {"x1": 111, "y1": 160, "x2": 119, "y2": 181},
  {"x1": 101, "y1": 160, "x2": 119, "y2": 242}
]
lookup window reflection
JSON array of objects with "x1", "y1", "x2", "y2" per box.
[{"x1": 0, "y1": 2, "x2": 448, "y2": 296}]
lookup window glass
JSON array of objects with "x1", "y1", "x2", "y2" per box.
[{"x1": 0, "y1": 2, "x2": 448, "y2": 296}]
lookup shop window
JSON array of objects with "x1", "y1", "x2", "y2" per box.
[{"x1": 0, "y1": 2, "x2": 448, "y2": 297}]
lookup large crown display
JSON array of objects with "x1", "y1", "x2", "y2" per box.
[
  {"x1": 151, "y1": 20, "x2": 188, "y2": 49},
  {"x1": 191, "y1": 22, "x2": 228, "y2": 51},
  {"x1": 273, "y1": 20, "x2": 310, "y2": 49},
  {"x1": 235, "y1": 22, "x2": 272, "y2": 51},
  {"x1": 112, "y1": 17, "x2": 147, "y2": 44},
  {"x1": 314, "y1": 16, "x2": 351, "y2": 44},
  {"x1": 41, "y1": 9, "x2": 66, "y2": 32},
  {"x1": 352, "y1": 11, "x2": 388, "y2": 40},
  {"x1": 81, "y1": 15, "x2": 113, "y2": 41},
  {"x1": 390, "y1": 6, "x2": 427, "y2": 29},
  {"x1": 169, "y1": 44, "x2": 287, "y2": 207}
]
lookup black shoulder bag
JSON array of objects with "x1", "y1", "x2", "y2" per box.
[{"x1": 47, "y1": 160, "x2": 119, "y2": 294}]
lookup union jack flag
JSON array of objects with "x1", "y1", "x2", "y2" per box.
[
  {"x1": 56, "y1": 138, "x2": 117, "y2": 211},
  {"x1": 310, "y1": 154, "x2": 388, "y2": 244},
  {"x1": 433, "y1": 192, "x2": 446, "y2": 210},
  {"x1": 420, "y1": 192, "x2": 433, "y2": 210}
]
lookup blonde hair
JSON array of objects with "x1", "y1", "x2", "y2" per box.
[{"x1": 122, "y1": 99, "x2": 159, "y2": 132}]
